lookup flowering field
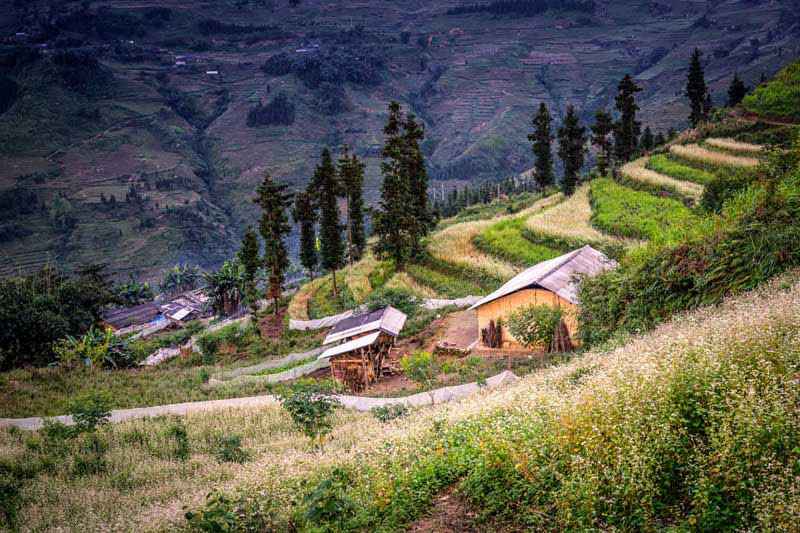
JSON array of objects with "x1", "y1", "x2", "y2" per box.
[
  {"x1": 704, "y1": 137, "x2": 764, "y2": 154},
  {"x1": 670, "y1": 143, "x2": 760, "y2": 168},
  {"x1": 5, "y1": 270, "x2": 799, "y2": 532},
  {"x1": 621, "y1": 157, "x2": 705, "y2": 199}
]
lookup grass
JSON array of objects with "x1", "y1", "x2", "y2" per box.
[
  {"x1": 646, "y1": 154, "x2": 716, "y2": 185},
  {"x1": 704, "y1": 137, "x2": 764, "y2": 154},
  {"x1": 342, "y1": 251, "x2": 379, "y2": 304},
  {"x1": 287, "y1": 277, "x2": 325, "y2": 320},
  {"x1": 742, "y1": 59, "x2": 800, "y2": 119},
  {"x1": 669, "y1": 143, "x2": 760, "y2": 168},
  {"x1": 307, "y1": 277, "x2": 356, "y2": 320},
  {"x1": 436, "y1": 190, "x2": 552, "y2": 227},
  {"x1": 589, "y1": 178, "x2": 697, "y2": 241},
  {"x1": 252, "y1": 357, "x2": 316, "y2": 376},
  {"x1": 621, "y1": 157, "x2": 705, "y2": 199},
  {"x1": 406, "y1": 263, "x2": 486, "y2": 299},
  {"x1": 384, "y1": 272, "x2": 439, "y2": 299},
  {"x1": 523, "y1": 183, "x2": 635, "y2": 255},
  {"x1": 4, "y1": 270, "x2": 799, "y2": 532},
  {"x1": 473, "y1": 215, "x2": 560, "y2": 268}
]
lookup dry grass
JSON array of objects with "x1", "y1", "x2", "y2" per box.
[
  {"x1": 6, "y1": 270, "x2": 800, "y2": 532},
  {"x1": 670, "y1": 143, "x2": 760, "y2": 168},
  {"x1": 384, "y1": 271, "x2": 440, "y2": 298},
  {"x1": 526, "y1": 183, "x2": 638, "y2": 246},
  {"x1": 287, "y1": 276, "x2": 326, "y2": 320},
  {"x1": 428, "y1": 194, "x2": 561, "y2": 281},
  {"x1": 704, "y1": 137, "x2": 764, "y2": 154},
  {"x1": 343, "y1": 251, "x2": 378, "y2": 303},
  {"x1": 621, "y1": 157, "x2": 705, "y2": 199}
]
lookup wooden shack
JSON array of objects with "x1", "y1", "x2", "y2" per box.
[
  {"x1": 318, "y1": 306, "x2": 407, "y2": 391},
  {"x1": 469, "y1": 246, "x2": 617, "y2": 349}
]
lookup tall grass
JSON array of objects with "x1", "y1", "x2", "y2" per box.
[
  {"x1": 646, "y1": 154, "x2": 715, "y2": 184},
  {"x1": 287, "y1": 277, "x2": 325, "y2": 320},
  {"x1": 6, "y1": 271, "x2": 799, "y2": 532},
  {"x1": 384, "y1": 272, "x2": 439, "y2": 298},
  {"x1": 704, "y1": 137, "x2": 764, "y2": 154},
  {"x1": 406, "y1": 263, "x2": 486, "y2": 298},
  {"x1": 342, "y1": 251, "x2": 378, "y2": 303},
  {"x1": 670, "y1": 143, "x2": 760, "y2": 168},
  {"x1": 621, "y1": 157, "x2": 705, "y2": 199},
  {"x1": 589, "y1": 178, "x2": 697, "y2": 241}
]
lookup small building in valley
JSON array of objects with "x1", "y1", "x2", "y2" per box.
[
  {"x1": 318, "y1": 306, "x2": 407, "y2": 391},
  {"x1": 469, "y1": 246, "x2": 617, "y2": 349}
]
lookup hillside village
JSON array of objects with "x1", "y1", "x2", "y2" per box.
[{"x1": 2, "y1": 8, "x2": 800, "y2": 533}]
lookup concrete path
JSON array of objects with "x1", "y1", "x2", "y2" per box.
[{"x1": 0, "y1": 371, "x2": 519, "y2": 431}]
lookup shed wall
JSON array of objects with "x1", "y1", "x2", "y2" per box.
[{"x1": 476, "y1": 288, "x2": 577, "y2": 349}]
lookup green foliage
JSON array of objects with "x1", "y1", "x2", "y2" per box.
[
  {"x1": 370, "y1": 403, "x2": 410, "y2": 423},
  {"x1": 238, "y1": 226, "x2": 262, "y2": 317},
  {"x1": 53, "y1": 326, "x2": 114, "y2": 368},
  {"x1": 300, "y1": 468, "x2": 356, "y2": 531},
  {"x1": 113, "y1": 275, "x2": 154, "y2": 307},
  {"x1": 196, "y1": 322, "x2": 255, "y2": 360},
  {"x1": 590, "y1": 178, "x2": 696, "y2": 241},
  {"x1": 614, "y1": 74, "x2": 643, "y2": 162},
  {"x1": 400, "y1": 351, "x2": 441, "y2": 400},
  {"x1": 255, "y1": 173, "x2": 293, "y2": 309},
  {"x1": 406, "y1": 263, "x2": 485, "y2": 298},
  {"x1": 293, "y1": 190, "x2": 318, "y2": 279},
  {"x1": 0, "y1": 265, "x2": 116, "y2": 370},
  {"x1": 727, "y1": 72, "x2": 748, "y2": 107},
  {"x1": 246, "y1": 92, "x2": 295, "y2": 127},
  {"x1": 253, "y1": 356, "x2": 315, "y2": 376},
  {"x1": 185, "y1": 492, "x2": 278, "y2": 532},
  {"x1": 160, "y1": 263, "x2": 201, "y2": 297},
  {"x1": 686, "y1": 48, "x2": 709, "y2": 126},
  {"x1": 275, "y1": 379, "x2": 341, "y2": 446},
  {"x1": 366, "y1": 287, "x2": 420, "y2": 317},
  {"x1": 68, "y1": 390, "x2": 112, "y2": 433},
  {"x1": 168, "y1": 418, "x2": 191, "y2": 462},
  {"x1": 529, "y1": 102, "x2": 555, "y2": 189},
  {"x1": 368, "y1": 260, "x2": 396, "y2": 291},
  {"x1": 591, "y1": 109, "x2": 615, "y2": 175},
  {"x1": 647, "y1": 154, "x2": 716, "y2": 184},
  {"x1": 203, "y1": 258, "x2": 245, "y2": 316},
  {"x1": 700, "y1": 167, "x2": 756, "y2": 213},
  {"x1": 507, "y1": 304, "x2": 565, "y2": 348},
  {"x1": 473, "y1": 216, "x2": 560, "y2": 267},
  {"x1": 557, "y1": 104, "x2": 587, "y2": 195},
  {"x1": 214, "y1": 435, "x2": 251, "y2": 464},
  {"x1": 742, "y1": 60, "x2": 800, "y2": 118},
  {"x1": 313, "y1": 148, "x2": 346, "y2": 288},
  {"x1": 308, "y1": 278, "x2": 356, "y2": 320}
]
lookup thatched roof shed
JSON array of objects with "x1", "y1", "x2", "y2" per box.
[{"x1": 470, "y1": 246, "x2": 617, "y2": 349}]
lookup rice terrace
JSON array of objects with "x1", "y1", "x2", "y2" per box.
[{"x1": 1, "y1": 1, "x2": 800, "y2": 532}]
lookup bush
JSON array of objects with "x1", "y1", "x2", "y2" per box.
[
  {"x1": 214, "y1": 435, "x2": 251, "y2": 464},
  {"x1": 370, "y1": 403, "x2": 409, "y2": 423},
  {"x1": 68, "y1": 390, "x2": 112, "y2": 433},
  {"x1": 168, "y1": 419, "x2": 191, "y2": 462},
  {"x1": 275, "y1": 379, "x2": 341, "y2": 447},
  {"x1": 700, "y1": 167, "x2": 756, "y2": 213},
  {"x1": 742, "y1": 60, "x2": 800, "y2": 118},
  {"x1": 507, "y1": 304, "x2": 565, "y2": 349},
  {"x1": 300, "y1": 468, "x2": 356, "y2": 531},
  {"x1": 246, "y1": 92, "x2": 295, "y2": 127}
]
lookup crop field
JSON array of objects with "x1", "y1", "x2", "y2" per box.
[
  {"x1": 621, "y1": 157, "x2": 705, "y2": 199},
  {"x1": 342, "y1": 251, "x2": 379, "y2": 303},
  {"x1": 646, "y1": 154, "x2": 716, "y2": 184},
  {"x1": 590, "y1": 179, "x2": 697, "y2": 241},
  {"x1": 472, "y1": 215, "x2": 561, "y2": 267},
  {"x1": 704, "y1": 137, "x2": 764, "y2": 154},
  {"x1": 384, "y1": 272, "x2": 440, "y2": 298},
  {"x1": 287, "y1": 277, "x2": 325, "y2": 320},
  {"x1": 428, "y1": 193, "x2": 560, "y2": 282},
  {"x1": 5, "y1": 270, "x2": 798, "y2": 532},
  {"x1": 524, "y1": 183, "x2": 636, "y2": 252},
  {"x1": 406, "y1": 262, "x2": 487, "y2": 299},
  {"x1": 670, "y1": 144, "x2": 760, "y2": 168}
]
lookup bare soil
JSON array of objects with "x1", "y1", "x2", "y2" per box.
[{"x1": 407, "y1": 487, "x2": 481, "y2": 533}]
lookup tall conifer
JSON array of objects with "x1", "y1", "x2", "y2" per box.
[
  {"x1": 557, "y1": 105, "x2": 587, "y2": 196},
  {"x1": 591, "y1": 109, "x2": 615, "y2": 176},
  {"x1": 254, "y1": 173, "x2": 292, "y2": 314},
  {"x1": 292, "y1": 190, "x2": 317, "y2": 280},
  {"x1": 238, "y1": 226, "x2": 261, "y2": 322},
  {"x1": 528, "y1": 102, "x2": 555, "y2": 189},
  {"x1": 337, "y1": 147, "x2": 367, "y2": 263},
  {"x1": 686, "y1": 48, "x2": 708, "y2": 127},
  {"x1": 641, "y1": 126, "x2": 655, "y2": 152},
  {"x1": 727, "y1": 72, "x2": 748, "y2": 107},
  {"x1": 614, "y1": 74, "x2": 642, "y2": 162},
  {"x1": 314, "y1": 147, "x2": 345, "y2": 295},
  {"x1": 402, "y1": 112, "x2": 432, "y2": 254}
]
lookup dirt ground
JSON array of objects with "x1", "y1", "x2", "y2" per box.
[{"x1": 407, "y1": 487, "x2": 482, "y2": 533}]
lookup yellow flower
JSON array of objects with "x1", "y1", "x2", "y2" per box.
[{"x1": 688, "y1": 517, "x2": 697, "y2": 525}]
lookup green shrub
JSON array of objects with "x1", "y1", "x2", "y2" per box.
[
  {"x1": 214, "y1": 435, "x2": 251, "y2": 464},
  {"x1": 368, "y1": 260, "x2": 396, "y2": 291},
  {"x1": 742, "y1": 60, "x2": 800, "y2": 118},
  {"x1": 275, "y1": 379, "x2": 341, "y2": 447},
  {"x1": 185, "y1": 492, "x2": 278, "y2": 532},
  {"x1": 400, "y1": 350, "x2": 441, "y2": 403},
  {"x1": 168, "y1": 419, "x2": 191, "y2": 462},
  {"x1": 300, "y1": 468, "x2": 356, "y2": 531},
  {"x1": 370, "y1": 403, "x2": 409, "y2": 423},
  {"x1": 68, "y1": 390, "x2": 112, "y2": 433},
  {"x1": 507, "y1": 304, "x2": 565, "y2": 349},
  {"x1": 700, "y1": 167, "x2": 756, "y2": 213},
  {"x1": 647, "y1": 154, "x2": 716, "y2": 184}
]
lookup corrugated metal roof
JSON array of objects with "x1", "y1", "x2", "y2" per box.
[
  {"x1": 318, "y1": 331, "x2": 381, "y2": 359},
  {"x1": 323, "y1": 306, "x2": 407, "y2": 345},
  {"x1": 469, "y1": 246, "x2": 617, "y2": 309}
]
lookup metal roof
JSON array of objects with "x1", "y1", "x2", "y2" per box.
[
  {"x1": 469, "y1": 246, "x2": 617, "y2": 309},
  {"x1": 323, "y1": 306, "x2": 407, "y2": 345},
  {"x1": 318, "y1": 331, "x2": 381, "y2": 360}
]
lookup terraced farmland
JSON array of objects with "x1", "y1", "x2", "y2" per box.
[
  {"x1": 621, "y1": 157, "x2": 705, "y2": 200},
  {"x1": 670, "y1": 144, "x2": 760, "y2": 169}
]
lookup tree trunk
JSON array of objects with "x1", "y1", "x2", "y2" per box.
[{"x1": 331, "y1": 269, "x2": 338, "y2": 297}]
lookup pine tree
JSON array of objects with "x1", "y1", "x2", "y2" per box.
[
  {"x1": 614, "y1": 74, "x2": 642, "y2": 162},
  {"x1": 590, "y1": 109, "x2": 615, "y2": 176},
  {"x1": 402, "y1": 112, "x2": 433, "y2": 255},
  {"x1": 314, "y1": 147, "x2": 345, "y2": 295},
  {"x1": 254, "y1": 174, "x2": 293, "y2": 314},
  {"x1": 703, "y1": 93, "x2": 713, "y2": 119},
  {"x1": 528, "y1": 102, "x2": 555, "y2": 189},
  {"x1": 374, "y1": 101, "x2": 416, "y2": 271},
  {"x1": 557, "y1": 104, "x2": 587, "y2": 196},
  {"x1": 686, "y1": 48, "x2": 708, "y2": 127},
  {"x1": 727, "y1": 72, "x2": 748, "y2": 107},
  {"x1": 654, "y1": 131, "x2": 666, "y2": 147},
  {"x1": 641, "y1": 125, "x2": 655, "y2": 151},
  {"x1": 292, "y1": 190, "x2": 317, "y2": 280},
  {"x1": 337, "y1": 146, "x2": 367, "y2": 264},
  {"x1": 238, "y1": 226, "x2": 262, "y2": 325}
]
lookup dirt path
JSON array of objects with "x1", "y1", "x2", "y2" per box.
[{"x1": 407, "y1": 487, "x2": 482, "y2": 533}]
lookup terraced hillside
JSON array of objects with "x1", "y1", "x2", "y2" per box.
[{"x1": 2, "y1": 0, "x2": 799, "y2": 279}]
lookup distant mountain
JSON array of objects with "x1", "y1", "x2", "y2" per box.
[{"x1": 1, "y1": 0, "x2": 798, "y2": 280}]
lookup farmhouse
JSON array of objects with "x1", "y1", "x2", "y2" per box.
[
  {"x1": 469, "y1": 246, "x2": 617, "y2": 349},
  {"x1": 318, "y1": 306, "x2": 406, "y2": 391}
]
